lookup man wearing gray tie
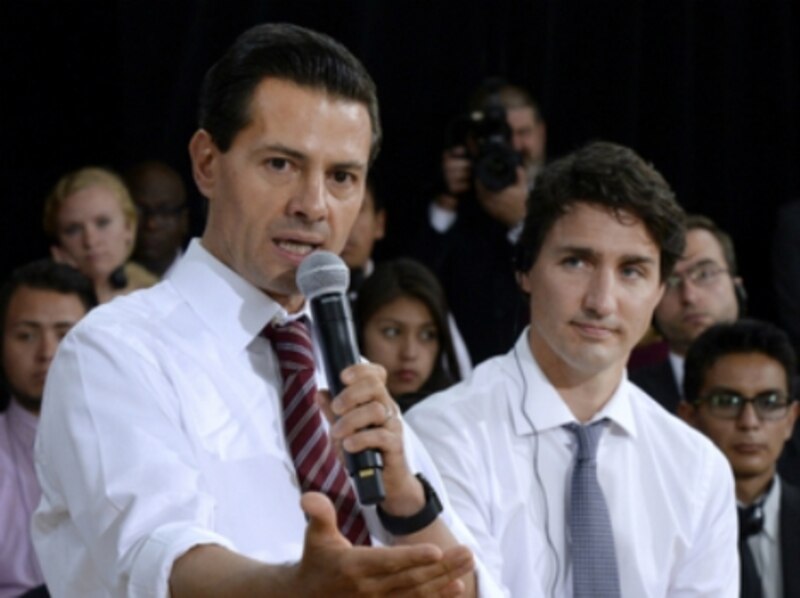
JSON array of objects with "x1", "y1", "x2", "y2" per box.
[{"x1": 407, "y1": 141, "x2": 739, "y2": 597}]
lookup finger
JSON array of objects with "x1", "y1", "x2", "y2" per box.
[
  {"x1": 341, "y1": 543, "x2": 443, "y2": 583},
  {"x1": 333, "y1": 363, "x2": 387, "y2": 415},
  {"x1": 340, "y1": 424, "x2": 399, "y2": 455},
  {"x1": 365, "y1": 545, "x2": 474, "y2": 595},
  {"x1": 315, "y1": 390, "x2": 335, "y2": 424},
  {"x1": 50, "y1": 245, "x2": 78, "y2": 267},
  {"x1": 445, "y1": 145, "x2": 468, "y2": 158},
  {"x1": 444, "y1": 176, "x2": 469, "y2": 193},
  {"x1": 300, "y1": 492, "x2": 351, "y2": 550},
  {"x1": 331, "y1": 397, "x2": 394, "y2": 439}
]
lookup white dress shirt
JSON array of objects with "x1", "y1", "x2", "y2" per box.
[
  {"x1": 32, "y1": 239, "x2": 503, "y2": 598},
  {"x1": 668, "y1": 351, "x2": 686, "y2": 396},
  {"x1": 747, "y1": 476, "x2": 783, "y2": 598},
  {"x1": 407, "y1": 330, "x2": 739, "y2": 597}
]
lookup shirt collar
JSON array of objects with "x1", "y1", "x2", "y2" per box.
[
  {"x1": 668, "y1": 351, "x2": 685, "y2": 393},
  {"x1": 169, "y1": 239, "x2": 298, "y2": 354},
  {"x1": 759, "y1": 476, "x2": 781, "y2": 543},
  {"x1": 509, "y1": 328, "x2": 638, "y2": 438}
]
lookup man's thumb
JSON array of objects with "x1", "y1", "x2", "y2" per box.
[{"x1": 301, "y1": 492, "x2": 344, "y2": 545}]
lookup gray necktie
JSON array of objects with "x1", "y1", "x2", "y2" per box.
[{"x1": 565, "y1": 419, "x2": 621, "y2": 598}]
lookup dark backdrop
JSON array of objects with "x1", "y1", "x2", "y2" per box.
[{"x1": 2, "y1": 0, "x2": 798, "y2": 321}]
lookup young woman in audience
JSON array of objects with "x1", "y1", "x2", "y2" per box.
[
  {"x1": 43, "y1": 166, "x2": 157, "y2": 303},
  {"x1": 355, "y1": 258, "x2": 461, "y2": 412}
]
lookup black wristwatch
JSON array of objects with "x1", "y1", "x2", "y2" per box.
[{"x1": 377, "y1": 473, "x2": 443, "y2": 535}]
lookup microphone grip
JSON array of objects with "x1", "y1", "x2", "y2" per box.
[{"x1": 311, "y1": 295, "x2": 386, "y2": 505}]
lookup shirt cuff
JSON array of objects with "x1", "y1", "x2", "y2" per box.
[
  {"x1": 507, "y1": 221, "x2": 524, "y2": 244},
  {"x1": 128, "y1": 523, "x2": 236, "y2": 598},
  {"x1": 429, "y1": 203, "x2": 458, "y2": 233}
]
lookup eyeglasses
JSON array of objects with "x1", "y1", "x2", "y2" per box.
[
  {"x1": 665, "y1": 262, "x2": 729, "y2": 291},
  {"x1": 694, "y1": 391, "x2": 794, "y2": 421}
]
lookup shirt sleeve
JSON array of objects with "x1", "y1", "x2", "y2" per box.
[
  {"x1": 406, "y1": 401, "x2": 538, "y2": 597},
  {"x1": 400, "y1": 419, "x2": 509, "y2": 598},
  {"x1": 666, "y1": 445, "x2": 739, "y2": 597},
  {"x1": 33, "y1": 322, "x2": 235, "y2": 597}
]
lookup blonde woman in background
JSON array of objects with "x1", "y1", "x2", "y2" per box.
[{"x1": 43, "y1": 166, "x2": 157, "y2": 303}]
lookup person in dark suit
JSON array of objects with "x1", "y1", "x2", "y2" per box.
[
  {"x1": 772, "y1": 198, "x2": 800, "y2": 356},
  {"x1": 680, "y1": 319, "x2": 800, "y2": 598},
  {"x1": 630, "y1": 214, "x2": 745, "y2": 412},
  {"x1": 411, "y1": 82, "x2": 546, "y2": 366}
]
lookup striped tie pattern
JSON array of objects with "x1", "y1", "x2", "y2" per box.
[
  {"x1": 564, "y1": 419, "x2": 621, "y2": 598},
  {"x1": 264, "y1": 318, "x2": 371, "y2": 546}
]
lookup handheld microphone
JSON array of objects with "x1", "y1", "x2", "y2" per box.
[{"x1": 296, "y1": 251, "x2": 386, "y2": 505}]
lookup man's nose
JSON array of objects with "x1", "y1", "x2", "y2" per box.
[
  {"x1": 583, "y1": 269, "x2": 616, "y2": 317},
  {"x1": 288, "y1": 173, "x2": 328, "y2": 221}
]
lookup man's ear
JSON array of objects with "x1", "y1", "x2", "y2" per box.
[
  {"x1": 374, "y1": 209, "x2": 387, "y2": 241},
  {"x1": 676, "y1": 400, "x2": 696, "y2": 426},
  {"x1": 516, "y1": 269, "x2": 532, "y2": 294},
  {"x1": 188, "y1": 129, "x2": 218, "y2": 200},
  {"x1": 784, "y1": 401, "x2": 799, "y2": 441}
]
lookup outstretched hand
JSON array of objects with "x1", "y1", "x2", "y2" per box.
[{"x1": 294, "y1": 492, "x2": 474, "y2": 596}]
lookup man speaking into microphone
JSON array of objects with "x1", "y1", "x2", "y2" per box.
[{"x1": 32, "y1": 23, "x2": 501, "y2": 597}]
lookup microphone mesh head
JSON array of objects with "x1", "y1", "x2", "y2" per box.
[{"x1": 296, "y1": 251, "x2": 350, "y2": 298}]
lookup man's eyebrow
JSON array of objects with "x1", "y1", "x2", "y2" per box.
[
  {"x1": 252, "y1": 143, "x2": 367, "y2": 172},
  {"x1": 555, "y1": 246, "x2": 597, "y2": 259},
  {"x1": 554, "y1": 247, "x2": 655, "y2": 262},
  {"x1": 679, "y1": 257, "x2": 720, "y2": 270},
  {"x1": 11, "y1": 320, "x2": 77, "y2": 329},
  {"x1": 10, "y1": 321, "x2": 44, "y2": 328},
  {"x1": 253, "y1": 143, "x2": 307, "y2": 161},
  {"x1": 619, "y1": 254, "x2": 657, "y2": 266},
  {"x1": 703, "y1": 385, "x2": 786, "y2": 399}
]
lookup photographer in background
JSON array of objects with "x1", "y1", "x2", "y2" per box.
[{"x1": 412, "y1": 80, "x2": 547, "y2": 365}]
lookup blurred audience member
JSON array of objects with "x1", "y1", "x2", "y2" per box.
[
  {"x1": 341, "y1": 177, "x2": 385, "y2": 299},
  {"x1": 355, "y1": 259, "x2": 461, "y2": 412},
  {"x1": 43, "y1": 167, "x2": 157, "y2": 303},
  {"x1": 0, "y1": 260, "x2": 95, "y2": 597},
  {"x1": 772, "y1": 199, "x2": 800, "y2": 356},
  {"x1": 412, "y1": 80, "x2": 545, "y2": 365},
  {"x1": 680, "y1": 319, "x2": 800, "y2": 598},
  {"x1": 344, "y1": 177, "x2": 472, "y2": 377},
  {"x1": 631, "y1": 214, "x2": 745, "y2": 412},
  {"x1": 125, "y1": 161, "x2": 189, "y2": 278}
]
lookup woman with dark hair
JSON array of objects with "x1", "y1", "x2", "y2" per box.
[{"x1": 355, "y1": 258, "x2": 461, "y2": 412}]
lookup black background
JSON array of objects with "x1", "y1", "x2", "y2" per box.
[{"x1": 2, "y1": 1, "x2": 798, "y2": 322}]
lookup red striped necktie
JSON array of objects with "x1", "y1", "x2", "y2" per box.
[{"x1": 264, "y1": 317, "x2": 371, "y2": 546}]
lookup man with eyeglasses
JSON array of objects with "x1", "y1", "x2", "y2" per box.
[
  {"x1": 679, "y1": 319, "x2": 800, "y2": 598},
  {"x1": 631, "y1": 214, "x2": 746, "y2": 412},
  {"x1": 125, "y1": 161, "x2": 189, "y2": 278}
]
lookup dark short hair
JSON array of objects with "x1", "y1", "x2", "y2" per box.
[
  {"x1": 0, "y1": 260, "x2": 97, "y2": 410},
  {"x1": 198, "y1": 23, "x2": 381, "y2": 163},
  {"x1": 517, "y1": 141, "x2": 686, "y2": 281},
  {"x1": 468, "y1": 79, "x2": 544, "y2": 123},
  {"x1": 685, "y1": 213, "x2": 738, "y2": 275},
  {"x1": 683, "y1": 319, "x2": 797, "y2": 402},
  {"x1": 354, "y1": 259, "x2": 460, "y2": 403}
]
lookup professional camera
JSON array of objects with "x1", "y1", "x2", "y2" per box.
[{"x1": 446, "y1": 96, "x2": 521, "y2": 192}]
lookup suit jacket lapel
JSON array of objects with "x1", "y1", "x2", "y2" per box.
[{"x1": 781, "y1": 480, "x2": 800, "y2": 597}]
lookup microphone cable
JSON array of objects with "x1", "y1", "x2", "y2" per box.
[{"x1": 513, "y1": 342, "x2": 561, "y2": 598}]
